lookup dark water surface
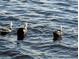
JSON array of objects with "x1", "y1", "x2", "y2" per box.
[{"x1": 0, "y1": 0, "x2": 78, "y2": 59}]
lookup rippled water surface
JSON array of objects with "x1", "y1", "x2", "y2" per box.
[{"x1": 0, "y1": 0, "x2": 78, "y2": 59}]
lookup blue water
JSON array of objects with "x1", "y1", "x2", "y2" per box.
[{"x1": 0, "y1": 0, "x2": 78, "y2": 59}]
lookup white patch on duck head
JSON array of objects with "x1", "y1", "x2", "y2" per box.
[
  {"x1": 23, "y1": 23, "x2": 28, "y2": 33},
  {"x1": 56, "y1": 25, "x2": 64, "y2": 36},
  {"x1": 24, "y1": 23, "x2": 28, "y2": 29},
  {"x1": 60, "y1": 25, "x2": 63, "y2": 32},
  {"x1": 57, "y1": 30, "x2": 62, "y2": 36},
  {"x1": 10, "y1": 21, "x2": 13, "y2": 30},
  {"x1": 20, "y1": 23, "x2": 28, "y2": 33}
]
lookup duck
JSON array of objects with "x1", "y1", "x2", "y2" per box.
[
  {"x1": 53, "y1": 25, "x2": 63, "y2": 42},
  {"x1": 0, "y1": 21, "x2": 13, "y2": 35},
  {"x1": 17, "y1": 23, "x2": 28, "y2": 41}
]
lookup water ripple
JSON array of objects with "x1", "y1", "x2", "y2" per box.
[{"x1": 0, "y1": 0, "x2": 78, "y2": 59}]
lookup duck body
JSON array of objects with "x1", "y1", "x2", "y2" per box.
[
  {"x1": 17, "y1": 23, "x2": 28, "y2": 41},
  {"x1": 17, "y1": 28, "x2": 25, "y2": 40},
  {"x1": 53, "y1": 30, "x2": 62, "y2": 42},
  {"x1": 0, "y1": 31, "x2": 8, "y2": 35},
  {"x1": 0, "y1": 28, "x2": 12, "y2": 36}
]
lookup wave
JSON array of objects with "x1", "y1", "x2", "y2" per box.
[
  {"x1": 0, "y1": 16, "x2": 20, "y2": 21},
  {"x1": 12, "y1": 55, "x2": 34, "y2": 59},
  {"x1": 0, "y1": 50, "x2": 34, "y2": 59},
  {"x1": 31, "y1": 42, "x2": 78, "y2": 51}
]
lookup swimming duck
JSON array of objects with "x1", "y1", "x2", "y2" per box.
[
  {"x1": 53, "y1": 25, "x2": 63, "y2": 42},
  {"x1": 0, "y1": 21, "x2": 13, "y2": 35},
  {"x1": 17, "y1": 23, "x2": 28, "y2": 41}
]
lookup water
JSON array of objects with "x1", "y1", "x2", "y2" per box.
[{"x1": 0, "y1": 0, "x2": 78, "y2": 59}]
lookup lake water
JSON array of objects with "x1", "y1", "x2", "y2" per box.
[{"x1": 0, "y1": 0, "x2": 78, "y2": 59}]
